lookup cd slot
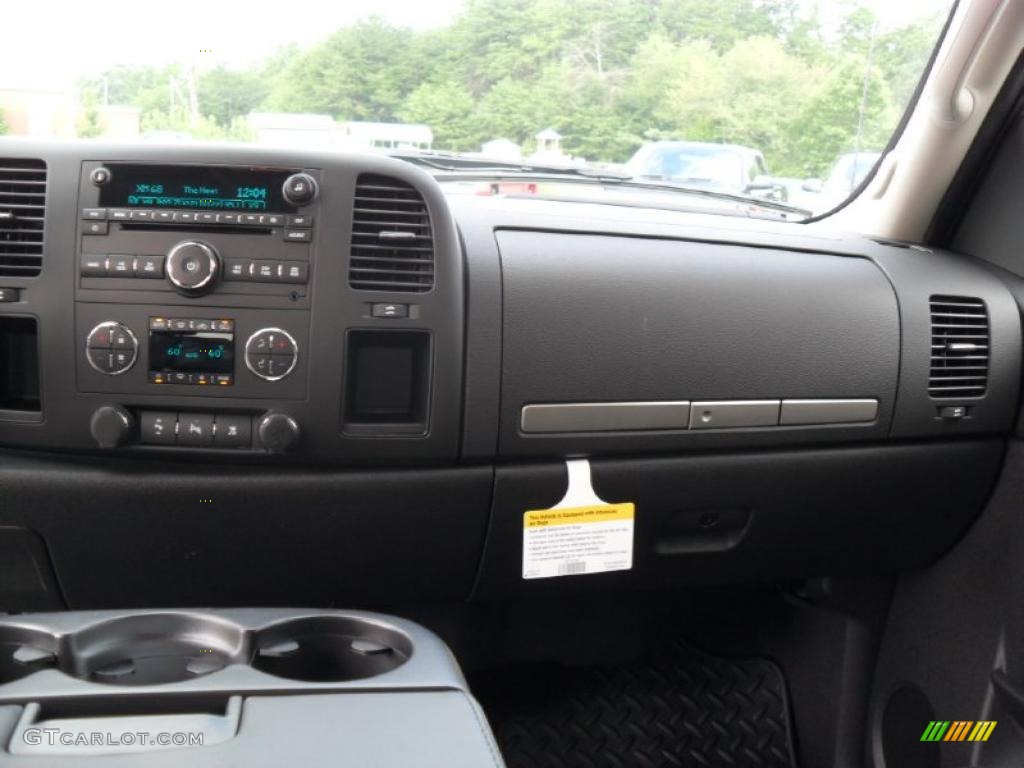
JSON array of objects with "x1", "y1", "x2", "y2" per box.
[{"x1": 118, "y1": 223, "x2": 272, "y2": 235}]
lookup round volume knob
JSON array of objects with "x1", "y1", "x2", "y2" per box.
[
  {"x1": 90, "y1": 405, "x2": 135, "y2": 448},
  {"x1": 166, "y1": 241, "x2": 220, "y2": 296},
  {"x1": 282, "y1": 173, "x2": 317, "y2": 206},
  {"x1": 257, "y1": 412, "x2": 301, "y2": 454}
]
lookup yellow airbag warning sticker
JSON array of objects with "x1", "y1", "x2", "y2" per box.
[{"x1": 522, "y1": 503, "x2": 635, "y2": 580}]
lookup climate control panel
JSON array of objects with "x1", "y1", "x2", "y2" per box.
[{"x1": 78, "y1": 305, "x2": 308, "y2": 401}]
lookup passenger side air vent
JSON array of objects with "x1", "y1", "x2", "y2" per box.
[
  {"x1": 929, "y1": 296, "x2": 989, "y2": 398},
  {"x1": 0, "y1": 159, "x2": 46, "y2": 277},
  {"x1": 349, "y1": 174, "x2": 434, "y2": 292}
]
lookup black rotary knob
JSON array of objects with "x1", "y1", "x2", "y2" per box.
[
  {"x1": 166, "y1": 240, "x2": 220, "y2": 296},
  {"x1": 282, "y1": 173, "x2": 317, "y2": 206},
  {"x1": 90, "y1": 166, "x2": 112, "y2": 186},
  {"x1": 257, "y1": 412, "x2": 301, "y2": 454},
  {"x1": 90, "y1": 405, "x2": 135, "y2": 448}
]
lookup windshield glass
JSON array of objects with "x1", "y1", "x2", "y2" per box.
[{"x1": 1, "y1": 0, "x2": 954, "y2": 220}]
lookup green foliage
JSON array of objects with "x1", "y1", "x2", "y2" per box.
[
  {"x1": 80, "y1": 0, "x2": 947, "y2": 177},
  {"x1": 76, "y1": 89, "x2": 104, "y2": 139},
  {"x1": 0, "y1": 110, "x2": 8, "y2": 136}
]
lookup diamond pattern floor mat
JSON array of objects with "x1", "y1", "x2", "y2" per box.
[{"x1": 474, "y1": 638, "x2": 797, "y2": 768}]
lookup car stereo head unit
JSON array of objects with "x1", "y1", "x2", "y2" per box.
[
  {"x1": 78, "y1": 162, "x2": 319, "y2": 301},
  {"x1": 97, "y1": 164, "x2": 300, "y2": 212}
]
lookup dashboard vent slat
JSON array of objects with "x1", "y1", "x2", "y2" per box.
[
  {"x1": 349, "y1": 173, "x2": 434, "y2": 293},
  {"x1": 929, "y1": 295, "x2": 989, "y2": 399},
  {"x1": 0, "y1": 158, "x2": 47, "y2": 277}
]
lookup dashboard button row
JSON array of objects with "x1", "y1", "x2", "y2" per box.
[
  {"x1": 140, "y1": 411, "x2": 251, "y2": 448},
  {"x1": 224, "y1": 259, "x2": 308, "y2": 284},
  {"x1": 149, "y1": 372, "x2": 234, "y2": 386},
  {"x1": 81, "y1": 254, "x2": 164, "y2": 279},
  {"x1": 84, "y1": 208, "x2": 306, "y2": 228},
  {"x1": 149, "y1": 317, "x2": 234, "y2": 332}
]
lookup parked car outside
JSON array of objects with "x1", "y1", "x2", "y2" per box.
[{"x1": 625, "y1": 141, "x2": 785, "y2": 202}]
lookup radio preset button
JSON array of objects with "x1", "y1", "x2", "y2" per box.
[
  {"x1": 108, "y1": 255, "x2": 133, "y2": 275},
  {"x1": 253, "y1": 261, "x2": 277, "y2": 281},
  {"x1": 198, "y1": 212, "x2": 218, "y2": 224},
  {"x1": 109, "y1": 209, "x2": 131, "y2": 220},
  {"x1": 130, "y1": 210, "x2": 153, "y2": 221},
  {"x1": 280, "y1": 262, "x2": 308, "y2": 283},
  {"x1": 135, "y1": 255, "x2": 165, "y2": 278},
  {"x1": 82, "y1": 208, "x2": 107, "y2": 220},
  {"x1": 175, "y1": 211, "x2": 197, "y2": 223},
  {"x1": 80, "y1": 255, "x2": 108, "y2": 277},
  {"x1": 218, "y1": 213, "x2": 240, "y2": 224},
  {"x1": 155, "y1": 210, "x2": 174, "y2": 222},
  {"x1": 225, "y1": 260, "x2": 250, "y2": 280}
]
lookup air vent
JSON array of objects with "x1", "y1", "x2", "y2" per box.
[
  {"x1": 0, "y1": 159, "x2": 46, "y2": 277},
  {"x1": 349, "y1": 174, "x2": 433, "y2": 292},
  {"x1": 929, "y1": 295, "x2": 989, "y2": 398}
]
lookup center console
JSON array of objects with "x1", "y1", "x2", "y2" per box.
[
  {"x1": 0, "y1": 609, "x2": 503, "y2": 766},
  {"x1": 0, "y1": 146, "x2": 464, "y2": 463},
  {"x1": 76, "y1": 162, "x2": 317, "y2": 454}
]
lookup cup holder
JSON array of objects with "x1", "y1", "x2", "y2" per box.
[
  {"x1": 252, "y1": 617, "x2": 412, "y2": 683},
  {"x1": 64, "y1": 614, "x2": 248, "y2": 687},
  {"x1": 0, "y1": 627, "x2": 59, "y2": 684}
]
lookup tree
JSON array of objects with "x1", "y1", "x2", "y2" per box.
[
  {"x1": 198, "y1": 67, "x2": 269, "y2": 128},
  {"x1": 76, "y1": 89, "x2": 104, "y2": 138},
  {"x1": 0, "y1": 110, "x2": 8, "y2": 136},
  {"x1": 267, "y1": 18, "x2": 421, "y2": 120},
  {"x1": 400, "y1": 80, "x2": 479, "y2": 150}
]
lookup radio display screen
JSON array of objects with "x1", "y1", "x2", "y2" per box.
[
  {"x1": 149, "y1": 324, "x2": 234, "y2": 385},
  {"x1": 100, "y1": 164, "x2": 298, "y2": 212}
]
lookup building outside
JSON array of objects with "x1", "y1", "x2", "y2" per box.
[
  {"x1": 0, "y1": 88, "x2": 76, "y2": 138},
  {"x1": 481, "y1": 138, "x2": 522, "y2": 162},
  {"x1": 341, "y1": 121, "x2": 433, "y2": 150}
]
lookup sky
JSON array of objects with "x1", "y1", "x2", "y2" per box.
[{"x1": 0, "y1": 0, "x2": 952, "y2": 91}]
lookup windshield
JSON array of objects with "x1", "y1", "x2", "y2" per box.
[
  {"x1": 1, "y1": 0, "x2": 954, "y2": 220},
  {"x1": 625, "y1": 145, "x2": 746, "y2": 189}
]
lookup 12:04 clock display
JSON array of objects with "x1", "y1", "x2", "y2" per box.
[{"x1": 98, "y1": 164, "x2": 299, "y2": 212}]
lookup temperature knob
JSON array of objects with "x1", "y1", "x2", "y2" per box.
[
  {"x1": 90, "y1": 405, "x2": 135, "y2": 448},
  {"x1": 166, "y1": 240, "x2": 220, "y2": 296},
  {"x1": 257, "y1": 412, "x2": 301, "y2": 454}
]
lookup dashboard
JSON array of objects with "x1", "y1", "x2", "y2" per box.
[{"x1": 0, "y1": 140, "x2": 1019, "y2": 609}]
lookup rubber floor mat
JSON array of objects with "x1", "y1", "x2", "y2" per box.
[{"x1": 474, "y1": 639, "x2": 797, "y2": 768}]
